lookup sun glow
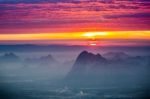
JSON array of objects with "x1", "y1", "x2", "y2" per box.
[
  {"x1": 89, "y1": 43, "x2": 97, "y2": 46},
  {"x1": 0, "y1": 31, "x2": 149, "y2": 41},
  {"x1": 88, "y1": 40, "x2": 99, "y2": 46},
  {"x1": 83, "y1": 32, "x2": 108, "y2": 37}
]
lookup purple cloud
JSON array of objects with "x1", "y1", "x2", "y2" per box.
[{"x1": 0, "y1": 0, "x2": 150, "y2": 33}]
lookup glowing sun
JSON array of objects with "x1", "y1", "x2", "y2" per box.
[
  {"x1": 89, "y1": 43, "x2": 97, "y2": 46},
  {"x1": 88, "y1": 41, "x2": 99, "y2": 46},
  {"x1": 83, "y1": 32, "x2": 108, "y2": 38}
]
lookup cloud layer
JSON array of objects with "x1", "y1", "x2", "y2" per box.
[{"x1": 0, "y1": 0, "x2": 150, "y2": 33}]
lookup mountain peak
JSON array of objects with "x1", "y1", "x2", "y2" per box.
[
  {"x1": 66, "y1": 51, "x2": 107, "y2": 80},
  {"x1": 40, "y1": 54, "x2": 53, "y2": 60},
  {"x1": 39, "y1": 54, "x2": 57, "y2": 63},
  {"x1": 4, "y1": 52, "x2": 17, "y2": 57},
  {"x1": 77, "y1": 51, "x2": 106, "y2": 63},
  {"x1": 78, "y1": 50, "x2": 89, "y2": 58},
  {"x1": 80, "y1": 50, "x2": 88, "y2": 54},
  {"x1": 0, "y1": 52, "x2": 20, "y2": 62}
]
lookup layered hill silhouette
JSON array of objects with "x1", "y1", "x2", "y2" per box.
[
  {"x1": 24, "y1": 54, "x2": 58, "y2": 67},
  {"x1": 103, "y1": 52, "x2": 130, "y2": 60},
  {"x1": 65, "y1": 51, "x2": 150, "y2": 86},
  {"x1": 0, "y1": 53, "x2": 21, "y2": 63},
  {"x1": 0, "y1": 51, "x2": 149, "y2": 86}
]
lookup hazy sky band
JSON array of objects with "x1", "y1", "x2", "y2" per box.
[{"x1": 0, "y1": 39, "x2": 150, "y2": 46}]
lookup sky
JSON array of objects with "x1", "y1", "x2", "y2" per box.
[{"x1": 0, "y1": 0, "x2": 150, "y2": 46}]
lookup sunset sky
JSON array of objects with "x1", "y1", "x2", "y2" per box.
[{"x1": 0, "y1": 0, "x2": 150, "y2": 46}]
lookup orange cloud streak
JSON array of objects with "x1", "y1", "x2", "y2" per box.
[{"x1": 0, "y1": 31, "x2": 150, "y2": 41}]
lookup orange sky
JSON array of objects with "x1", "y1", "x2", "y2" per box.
[
  {"x1": 0, "y1": 31, "x2": 150, "y2": 40},
  {"x1": 0, "y1": 31, "x2": 150, "y2": 46}
]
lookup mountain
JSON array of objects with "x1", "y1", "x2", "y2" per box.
[
  {"x1": 66, "y1": 51, "x2": 107, "y2": 81},
  {"x1": 65, "y1": 51, "x2": 150, "y2": 87},
  {"x1": 39, "y1": 54, "x2": 58, "y2": 65},
  {"x1": 0, "y1": 53, "x2": 21, "y2": 63},
  {"x1": 103, "y1": 52, "x2": 130, "y2": 60},
  {"x1": 24, "y1": 54, "x2": 58, "y2": 67}
]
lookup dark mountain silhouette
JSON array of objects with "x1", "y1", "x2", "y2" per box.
[
  {"x1": 66, "y1": 51, "x2": 107, "y2": 81},
  {"x1": 0, "y1": 53, "x2": 21, "y2": 63},
  {"x1": 65, "y1": 51, "x2": 150, "y2": 86},
  {"x1": 39, "y1": 54, "x2": 57, "y2": 64}
]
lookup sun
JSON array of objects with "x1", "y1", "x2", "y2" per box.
[
  {"x1": 82, "y1": 31, "x2": 106, "y2": 46},
  {"x1": 83, "y1": 32, "x2": 108, "y2": 38},
  {"x1": 89, "y1": 43, "x2": 97, "y2": 46},
  {"x1": 88, "y1": 41, "x2": 99, "y2": 46}
]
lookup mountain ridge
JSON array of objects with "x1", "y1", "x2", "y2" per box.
[{"x1": 65, "y1": 50, "x2": 150, "y2": 86}]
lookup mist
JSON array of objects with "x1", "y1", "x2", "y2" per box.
[{"x1": 0, "y1": 45, "x2": 150, "y2": 99}]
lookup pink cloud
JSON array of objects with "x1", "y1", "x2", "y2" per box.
[{"x1": 0, "y1": 1, "x2": 150, "y2": 33}]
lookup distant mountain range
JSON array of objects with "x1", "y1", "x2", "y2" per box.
[
  {"x1": 0, "y1": 53, "x2": 21, "y2": 63},
  {"x1": 103, "y1": 51, "x2": 130, "y2": 60},
  {"x1": 24, "y1": 54, "x2": 58, "y2": 67},
  {"x1": 0, "y1": 45, "x2": 150, "y2": 54},
  {"x1": 0, "y1": 50, "x2": 149, "y2": 86}
]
